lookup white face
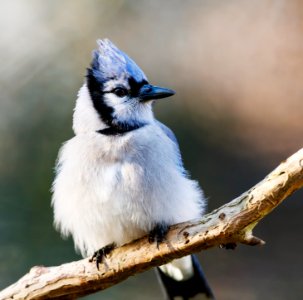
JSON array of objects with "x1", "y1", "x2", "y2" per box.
[{"x1": 102, "y1": 78, "x2": 154, "y2": 125}]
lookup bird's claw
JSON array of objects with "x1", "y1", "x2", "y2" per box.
[
  {"x1": 89, "y1": 242, "x2": 116, "y2": 270},
  {"x1": 148, "y1": 223, "x2": 169, "y2": 249}
]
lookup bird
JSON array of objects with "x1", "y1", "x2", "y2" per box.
[{"x1": 51, "y1": 39, "x2": 214, "y2": 300}]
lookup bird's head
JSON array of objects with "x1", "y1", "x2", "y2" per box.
[{"x1": 74, "y1": 39, "x2": 175, "y2": 135}]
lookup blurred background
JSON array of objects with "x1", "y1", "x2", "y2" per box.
[{"x1": 0, "y1": 0, "x2": 303, "y2": 299}]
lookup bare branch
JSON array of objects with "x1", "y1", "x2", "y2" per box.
[{"x1": 1, "y1": 148, "x2": 303, "y2": 300}]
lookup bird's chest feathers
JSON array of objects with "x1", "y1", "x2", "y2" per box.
[
  {"x1": 65, "y1": 132, "x2": 160, "y2": 206},
  {"x1": 94, "y1": 160, "x2": 146, "y2": 203}
]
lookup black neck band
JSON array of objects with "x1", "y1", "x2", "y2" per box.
[{"x1": 97, "y1": 122, "x2": 145, "y2": 136}]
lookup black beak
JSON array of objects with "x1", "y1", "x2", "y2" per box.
[{"x1": 139, "y1": 84, "x2": 175, "y2": 102}]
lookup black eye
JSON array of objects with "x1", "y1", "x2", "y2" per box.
[{"x1": 112, "y1": 87, "x2": 128, "y2": 98}]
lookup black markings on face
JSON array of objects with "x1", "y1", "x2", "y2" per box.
[
  {"x1": 86, "y1": 68, "x2": 114, "y2": 127},
  {"x1": 128, "y1": 76, "x2": 148, "y2": 98},
  {"x1": 86, "y1": 70, "x2": 147, "y2": 136}
]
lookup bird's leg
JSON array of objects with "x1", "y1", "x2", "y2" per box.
[
  {"x1": 89, "y1": 242, "x2": 116, "y2": 270},
  {"x1": 149, "y1": 223, "x2": 169, "y2": 249}
]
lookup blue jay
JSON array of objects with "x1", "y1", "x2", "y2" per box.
[{"x1": 52, "y1": 39, "x2": 214, "y2": 299}]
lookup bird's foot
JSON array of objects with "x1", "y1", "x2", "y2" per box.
[
  {"x1": 220, "y1": 243, "x2": 237, "y2": 250},
  {"x1": 89, "y1": 242, "x2": 116, "y2": 270},
  {"x1": 148, "y1": 223, "x2": 169, "y2": 249}
]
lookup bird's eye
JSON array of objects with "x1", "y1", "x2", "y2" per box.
[{"x1": 112, "y1": 87, "x2": 128, "y2": 98}]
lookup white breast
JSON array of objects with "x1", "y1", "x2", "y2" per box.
[{"x1": 52, "y1": 124, "x2": 205, "y2": 257}]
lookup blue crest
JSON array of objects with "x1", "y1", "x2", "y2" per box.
[{"x1": 91, "y1": 39, "x2": 148, "y2": 83}]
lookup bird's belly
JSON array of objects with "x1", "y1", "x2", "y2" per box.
[
  {"x1": 55, "y1": 137, "x2": 202, "y2": 257},
  {"x1": 75, "y1": 161, "x2": 155, "y2": 254},
  {"x1": 102, "y1": 161, "x2": 153, "y2": 233}
]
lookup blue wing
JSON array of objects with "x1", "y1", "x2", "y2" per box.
[
  {"x1": 156, "y1": 120, "x2": 178, "y2": 144},
  {"x1": 156, "y1": 121, "x2": 185, "y2": 172}
]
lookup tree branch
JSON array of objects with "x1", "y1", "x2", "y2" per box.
[{"x1": 2, "y1": 148, "x2": 303, "y2": 300}]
